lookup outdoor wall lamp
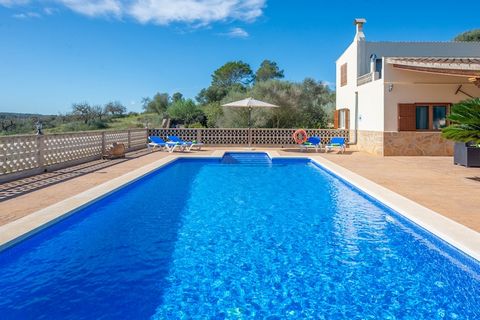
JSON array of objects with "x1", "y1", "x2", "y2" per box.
[{"x1": 388, "y1": 84, "x2": 394, "y2": 92}]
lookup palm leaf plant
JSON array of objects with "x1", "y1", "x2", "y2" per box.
[{"x1": 442, "y1": 98, "x2": 480, "y2": 146}]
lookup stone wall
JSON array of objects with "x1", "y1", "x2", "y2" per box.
[
  {"x1": 354, "y1": 130, "x2": 453, "y2": 156},
  {"x1": 354, "y1": 130, "x2": 384, "y2": 156},
  {"x1": 383, "y1": 132, "x2": 453, "y2": 156}
]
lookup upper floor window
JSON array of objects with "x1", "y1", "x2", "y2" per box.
[{"x1": 340, "y1": 63, "x2": 347, "y2": 87}]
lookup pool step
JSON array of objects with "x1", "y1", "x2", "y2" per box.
[{"x1": 221, "y1": 152, "x2": 272, "y2": 165}]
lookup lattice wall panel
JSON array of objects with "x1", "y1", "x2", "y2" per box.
[
  {"x1": 105, "y1": 131, "x2": 129, "y2": 147},
  {"x1": 201, "y1": 129, "x2": 249, "y2": 145},
  {"x1": 305, "y1": 129, "x2": 350, "y2": 144},
  {"x1": 0, "y1": 136, "x2": 39, "y2": 174},
  {"x1": 43, "y1": 133, "x2": 103, "y2": 166},
  {"x1": 149, "y1": 128, "x2": 199, "y2": 142},
  {"x1": 149, "y1": 128, "x2": 348, "y2": 146},
  {"x1": 0, "y1": 129, "x2": 148, "y2": 177},
  {"x1": 129, "y1": 130, "x2": 148, "y2": 149}
]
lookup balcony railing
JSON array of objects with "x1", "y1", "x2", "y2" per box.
[{"x1": 357, "y1": 71, "x2": 380, "y2": 86}]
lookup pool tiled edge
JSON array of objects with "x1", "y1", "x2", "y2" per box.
[{"x1": 1, "y1": 150, "x2": 479, "y2": 263}]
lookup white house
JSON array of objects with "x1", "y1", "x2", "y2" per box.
[{"x1": 335, "y1": 19, "x2": 480, "y2": 156}]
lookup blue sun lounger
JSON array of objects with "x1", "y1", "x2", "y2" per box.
[
  {"x1": 167, "y1": 136, "x2": 204, "y2": 151},
  {"x1": 325, "y1": 137, "x2": 346, "y2": 153},
  {"x1": 299, "y1": 136, "x2": 322, "y2": 152},
  {"x1": 147, "y1": 136, "x2": 181, "y2": 153}
]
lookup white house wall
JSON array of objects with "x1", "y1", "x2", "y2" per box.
[
  {"x1": 357, "y1": 79, "x2": 385, "y2": 131},
  {"x1": 336, "y1": 41, "x2": 359, "y2": 128}
]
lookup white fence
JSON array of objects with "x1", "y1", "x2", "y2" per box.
[
  {"x1": 148, "y1": 128, "x2": 349, "y2": 146},
  {"x1": 0, "y1": 129, "x2": 147, "y2": 181}
]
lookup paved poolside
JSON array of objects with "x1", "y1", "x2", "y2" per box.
[{"x1": 1, "y1": 147, "x2": 479, "y2": 232}]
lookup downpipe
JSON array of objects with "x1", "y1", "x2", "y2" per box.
[{"x1": 348, "y1": 91, "x2": 358, "y2": 145}]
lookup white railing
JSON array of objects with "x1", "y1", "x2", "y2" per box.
[
  {"x1": 357, "y1": 73, "x2": 373, "y2": 86},
  {"x1": 0, "y1": 129, "x2": 147, "y2": 180},
  {"x1": 148, "y1": 128, "x2": 349, "y2": 146},
  {"x1": 357, "y1": 71, "x2": 381, "y2": 86}
]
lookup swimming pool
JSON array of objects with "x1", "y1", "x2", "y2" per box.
[{"x1": 0, "y1": 153, "x2": 478, "y2": 319}]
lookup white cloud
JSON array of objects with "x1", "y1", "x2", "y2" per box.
[
  {"x1": 12, "y1": 11, "x2": 41, "y2": 19},
  {"x1": 0, "y1": 0, "x2": 29, "y2": 7},
  {"x1": 57, "y1": 0, "x2": 122, "y2": 17},
  {"x1": 223, "y1": 27, "x2": 249, "y2": 38},
  {"x1": 129, "y1": 0, "x2": 265, "y2": 26},
  {"x1": 1, "y1": 0, "x2": 266, "y2": 26},
  {"x1": 43, "y1": 7, "x2": 58, "y2": 15}
]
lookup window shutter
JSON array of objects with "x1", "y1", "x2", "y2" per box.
[
  {"x1": 340, "y1": 64, "x2": 348, "y2": 87},
  {"x1": 398, "y1": 104, "x2": 416, "y2": 131},
  {"x1": 333, "y1": 110, "x2": 339, "y2": 128}
]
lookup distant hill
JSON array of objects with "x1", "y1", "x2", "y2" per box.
[{"x1": 0, "y1": 112, "x2": 54, "y2": 118}]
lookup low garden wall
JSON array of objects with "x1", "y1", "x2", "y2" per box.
[{"x1": 0, "y1": 129, "x2": 148, "y2": 182}]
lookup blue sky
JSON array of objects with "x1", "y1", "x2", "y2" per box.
[{"x1": 1, "y1": 0, "x2": 479, "y2": 114}]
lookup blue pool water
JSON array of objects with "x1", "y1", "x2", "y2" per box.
[{"x1": 0, "y1": 153, "x2": 479, "y2": 319}]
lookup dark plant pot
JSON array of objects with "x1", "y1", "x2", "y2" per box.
[{"x1": 454, "y1": 142, "x2": 480, "y2": 167}]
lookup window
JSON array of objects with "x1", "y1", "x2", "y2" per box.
[
  {"x1": 340, "y1": 63, "x2": 347, "y2": 87},
  {"x1": 415, "y1": 106, "x2": 429, "y2": 130},
  {"x1": 339, "y1": 110, "x2": 346, "y2": 128},
  {"x1": 433, "y1": 106, "x2": 447, "y2": 129},
  {"x1": 398, "y1": 103, "x2": 450, "y2": 131},
  {"x1": 334, "y1": 108, "x2": 349, "y2": 129},
  {"x1": 375, "y1": 59, "x2": 383, "y2": 78}
]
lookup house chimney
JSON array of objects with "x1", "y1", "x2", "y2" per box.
[{"x1": 354, "y1": 18, "x2": 366, "y2": 40}]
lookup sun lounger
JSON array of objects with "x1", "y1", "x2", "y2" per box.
[
  {"x1": 147, "y1": 136, "x2": 181, "y2": 153},
  {"x1": 299, "y1": 136, "x2": 322, "y2": 152},
  {"x1": 167, "y1": 136, "x2": 204, "y2": 151},
  {"x1": 325, "y1": 137, "x2": 346, "y2": 153}
]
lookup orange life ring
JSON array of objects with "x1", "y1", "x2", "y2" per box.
[{"x1": 293, "y1": 129, "x2": 308, "y2": 144}]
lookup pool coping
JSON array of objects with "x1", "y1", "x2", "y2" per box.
[{"x1": 1, "y1": 150, "x2": 479, "y2": 262}]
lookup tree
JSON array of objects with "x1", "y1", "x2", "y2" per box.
[
  {"x1": 167, "y1": 99, "x2": 204, "y2": 126},
  {"x1": 92, "y1": 105, "x2": 106, "y2": 121},
  {"x1": 454, "y1": 29, "x2": 480, "y2": 42},
  {"x1": 142, "y1": 93, "x2": 170, "y2": 114},
  {"x1": 255, "y1": 60, "x2": 284, "y2": 82},
  {"x1": 202, "y1": 102, "x2": 223, "y2": 128},
  {"x1": 196, "y1": 86, "x2": 229, "y2": 105},
  {"x1": 298, "y1": 78, "x2": 335, "y2": 128},
  {"x1": 197, "y1": 61, "x2": 254, "y2": 105},
  {"x1": 442, "y1": 98, "x2": 480, "y2": 144},
  {"x1": 211, "y1": 60, "x2": 254, "y2": 88},
  {"x1": 172, "y1": 92, "x2": 184, "y2": 103},
  {"x1": 71, "y1": 103, "x2": 95, "y2": 124},
  {"x1": 104, "y1": 101, "x2": 127, "y2": 116}
]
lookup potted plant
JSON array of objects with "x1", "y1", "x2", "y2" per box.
[{"x1": 442, "y1": 98, "x2": 480, "y2": 167}]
